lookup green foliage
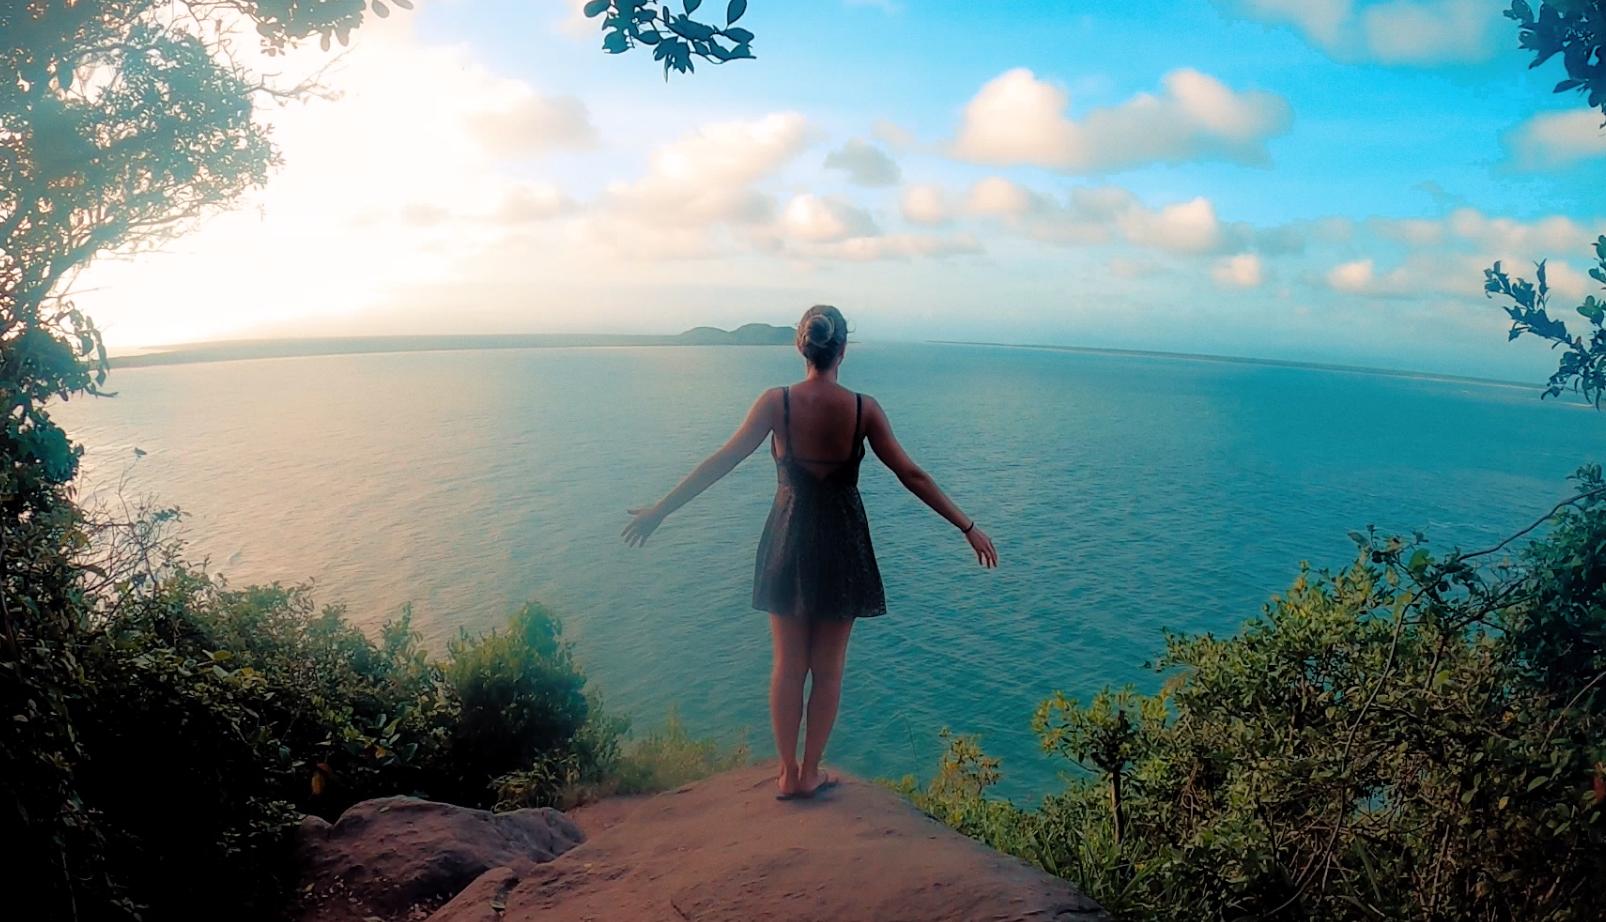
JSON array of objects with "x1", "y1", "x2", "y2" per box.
[
  {"x1": 904, "y1": 469, "x2": 1606, "y2": 921},
  {"x1": 493, "y1": 707, "x2": 749, "y2": 810},
  {"x1": 584, "y1": 0, "x2": 756, "y2": 78},
  {"x1": 1506, "y1": 2, "x2": 1606, "y2": 115},
  {"x1": 3, "y1": 533, "x2": 646, "y2": 921},
  {"x1": 605, "y1": 708, "x2": 750, "y2": 796},
  {"x1": 436, "y1": 602, "x2": 591, "y2": 806},
  {"x1": 2, "y1": 7, "x2": 391, "y2": 911},
  {"x1": 1485, "y1": 241, "x2": 1606, "y2": 406}
]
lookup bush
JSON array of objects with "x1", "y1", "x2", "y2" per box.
[
  {"x1": 4, "y1": 551, "x2": 638, "y2": 921},
  {"x1": 494, "y1": 708, "x2": 750, "y2": 810},
  {"x1": 904, "y1": 466, "x2": 1606, "y2": 922},
  {"x1": 436, "y1": 602, "x2": 593, "y2": 807}
]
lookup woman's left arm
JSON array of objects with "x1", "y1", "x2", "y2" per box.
[{"x1": 622, "y1": 389, "x2": 777, "y2": 547}]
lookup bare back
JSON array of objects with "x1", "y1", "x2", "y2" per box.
[{"x1": 770, "y1": 380, "x2": 865, "y2": 478}]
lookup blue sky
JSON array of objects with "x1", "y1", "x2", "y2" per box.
[{"x1": 79, "y1": 0, "x2": 1606, "y2": 379}]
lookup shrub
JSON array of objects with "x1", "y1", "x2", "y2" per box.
[
  {"x1": 606, "y1": 709, "x2": 751, "y2": 796},
  {"x1": 4, "y1": 549, "x2": 640, "y2": 920},
  {"x1": 905, "y1": 466, "x2": 1606, "y2": 922},
  {"x1": 436, "y1": 602, "x2": 592, "y2": 807}
]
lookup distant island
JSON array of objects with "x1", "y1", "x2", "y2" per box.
[{"x1": 109, "y1": 324, "x2": 796, "y2": 369}]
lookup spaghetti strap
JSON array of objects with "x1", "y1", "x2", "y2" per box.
[
  {"x1": 780, "y1": 386, "x2": 791, "y2": 456},
  {"x1": 854, "y1": 393, "x2": 862, "y2": 443}
]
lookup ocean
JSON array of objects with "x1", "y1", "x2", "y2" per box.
[{"x1": 57, "y1": 342, "x2": 1605, "y2": 800}]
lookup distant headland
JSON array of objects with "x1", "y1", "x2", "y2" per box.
[{"x1": 109, "y1": 324, "x2": 796, "y2": 369}]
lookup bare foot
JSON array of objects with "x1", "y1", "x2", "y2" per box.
[
  {"x1": 776, "y1": 764, "x2": 801, "y2": 798},
  {"x1": 796, "y1": 767, "x2": 836, "y2": 798}
]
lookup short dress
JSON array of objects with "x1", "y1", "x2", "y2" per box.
[{"x1": 752, "y1": 386, "x2": 887, "y2": 620}]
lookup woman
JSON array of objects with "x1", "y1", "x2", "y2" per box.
[{"x1": 622, "y1": 305, "x2": 997, "y2": 799}]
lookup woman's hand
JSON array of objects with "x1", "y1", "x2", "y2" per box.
[
  {"x1": 966, "y1": 524, "x2": 998, "y2": 569},
  {"x1": 622, "y1": 505, "x2": 666, "y2": 547}
]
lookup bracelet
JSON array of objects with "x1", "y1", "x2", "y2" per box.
[{"x1": 961, "y1": 519, "x2": 975, "y2": 534}]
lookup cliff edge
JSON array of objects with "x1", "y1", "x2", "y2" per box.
[{"x1": 296, "y1": 763, "x2": 1110, "y2": 922}]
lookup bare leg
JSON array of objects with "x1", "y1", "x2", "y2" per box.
[
  {"x1": 768, "y1": 614, "x2": 811, "y2": 796},
  {"x1": 800, "y1": 617, "x2": 855, "y2": 792}
]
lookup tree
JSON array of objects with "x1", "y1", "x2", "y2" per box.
[
  {"x1": 1, "y1": 2, "x2": 401, "y2": 916},
  {"x1": 1489, "y1": 2, "x2": 1606, "y2": 400},
  {"x1": 583, "y1": 0, "x2": 756, "y2": 77},
  {"x1": 1506, "y1": 1, "x2": 1606, "y2": 116}
]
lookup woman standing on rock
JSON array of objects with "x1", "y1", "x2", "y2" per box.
[{"x1": 622, "y1": 305, "x2": 998, "y2": 800}]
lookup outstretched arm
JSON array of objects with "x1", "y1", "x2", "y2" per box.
[
  {"x1": 863, "y1": 396, "x2": 998, "y2": 568},
  {"x1": 622, "y1": 389, "x2": 777, "y2": 547}
]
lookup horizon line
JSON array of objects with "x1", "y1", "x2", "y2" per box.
[{"x1": 106, "y1": 330, "x2": 1543, "y2": 391}]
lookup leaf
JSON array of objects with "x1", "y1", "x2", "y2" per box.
[
  {"x1": 727, "y1": 0, "x2": 747, "y2": 25},
  {"x1": 584, "y1": 0, "x2": 610, "y2": 16},
  {"x1": 1526, "y1": 774, "x2": 1549, "y2": 792},
  {"x1": 684, "y1": 0, "x2": 702, "y2": 12},
  {"x1": 602, "y1": 30, "x2": 628, "y2": 53},
  {"x1": 393, "y1": 0, "x2": 414, "y2": 8},
  {"x1": 725, "y1": 26, "x2": 754, "y2": 43},
  {"x1": 372, "y1": 0, "x2": 390, "y2": 17}
]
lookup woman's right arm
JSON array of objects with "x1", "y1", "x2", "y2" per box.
[{"x1": 862, "y1": 396, "x2": 998, "y2": 568}]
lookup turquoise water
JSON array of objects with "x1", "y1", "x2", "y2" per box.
[{"x1": 59, "y1": 343, "x2": 1604, "y2": 800}]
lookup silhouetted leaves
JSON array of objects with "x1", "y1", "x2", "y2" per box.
[
  {"x1": 586, "y1": 0, "x2": 758, "y2": 78},
  {"x1": 1506, "y1": 1, "x2": 1606, "y2": 118},
  {"x1": 1486, "y1": 240, "x2": 1606, "y2": 407}
]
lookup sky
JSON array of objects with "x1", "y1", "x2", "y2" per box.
[{"x1": 72, "y1": 0, "x2": 1606, "y2": 379}]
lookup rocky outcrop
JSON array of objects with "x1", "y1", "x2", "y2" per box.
[
  {"x1": 295, "y1": 767, "x2": 1109, "y2": 922},
  {"x1": 293, "y1": 796, "x2": 583, "y2": 922}
]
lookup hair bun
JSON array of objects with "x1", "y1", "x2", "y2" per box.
[
  {"x1": 796, "y1": 304, "x2": 848, "y2": 369},
  {"x1": 806, "y1": 313, "x2": 835, "y2": 345}
]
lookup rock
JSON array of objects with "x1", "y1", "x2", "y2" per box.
[
  {"x1": 294, "y1": 796, "x2": 583, "y2": 922},
  {"x1": 484, "y1": 764, "x2": 1110, "y2": 922},
  {"x1": 424, "y1": 867, "x2": 521, "y2": 922}
]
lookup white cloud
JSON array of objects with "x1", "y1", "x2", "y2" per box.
[
  {"x1": 465, "y1": 90, "x2": 595, "y2": 157},
  {"x1": 1444, "y1": 207, "x2": 1592, "y2": 256},
  {"x1": 1328, "y1": 258, "x2": 1375, "y2": 292},
  {"x1": 965, "y1": 178, "x2": 1236, "y2": 255},
  {"x1": 813, "y1": 233, "x2": 983, "y2": 262},
  {"x1": 1238, "y1": 0, "x2": 1354, "y2": 47},
  {"x1": 72, "y1": 12, "x2": 592, "y2": 344},
  {"x1": 1120, "y1": 197, "x2": 1225, "y2": 254},
  {"x1": 602, "y1": 112, "x2": 811, "y2": 229},
  {"x1": 965, "y1": 176, "x2": 1044, "y2": 217},
  {"x1": 951, "y1": 67, "x2": 1292, "y2": 173},
  {"x1": 900, "y1": 184, "x2": 950, "y2": 225},
  {"x1": 1505, "y1": 109, "x2": 1606, "y2": 171},
  {"x1": 1226, "y1": 0, "x2": 1503, "y2": 65},
  {"x1": 872, "y1": 119, "x2": 917, "y2": 150},
  {"x1": 823, "y1": 139, "x2": 902, "y2": 186},
  {"x1": 493, "y1": 183, "x2": 573, "y2": 223},
  {"x1": 1360, "y1": 0, "x2": 1499, "y2": 65},
  {"x1": 1212, "y1": 252, "x2": 1265, "y2": 288},
  {"x1": 778, "y1": 194, "x2": 878, "y2": 243}
]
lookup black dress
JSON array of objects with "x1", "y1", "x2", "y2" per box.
[{"x1": 752, "y1": 387, "x2": 887, "y2": 620}]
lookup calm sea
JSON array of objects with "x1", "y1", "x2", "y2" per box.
[{"x1": 57, "y1": 343, "x2": 1605, "y2": 800}]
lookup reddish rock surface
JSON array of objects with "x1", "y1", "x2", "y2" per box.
[
  {"x1": 430, "y1": 764, "x2": 1109, "y2": 922},
  {"x1": 294, "y1": 796, "x2": 583, "y2": 922}
]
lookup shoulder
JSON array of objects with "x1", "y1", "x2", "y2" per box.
[
  {"x1": 753, "y1": 387, "x2": 785, "y2": 415},
  {"x1": 857, "y1": 392, "x2": 886, "y2": 422}
]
